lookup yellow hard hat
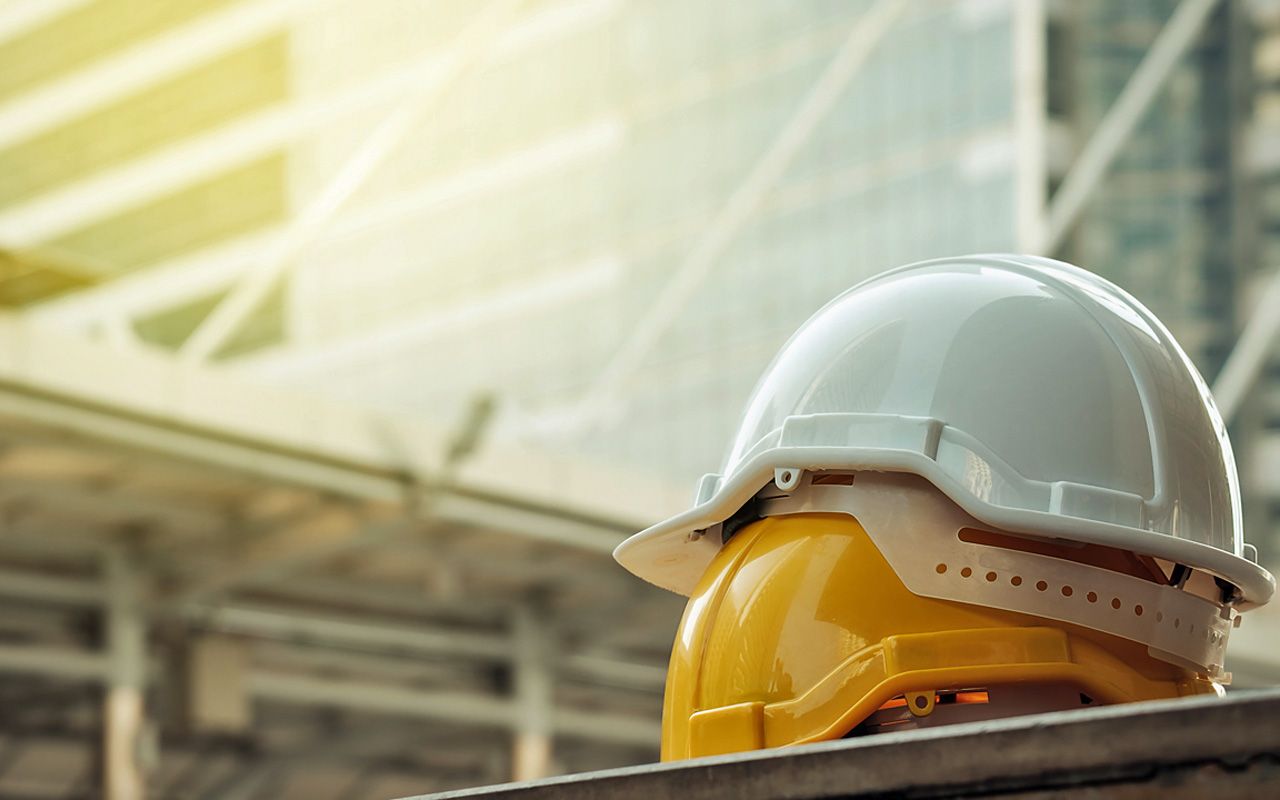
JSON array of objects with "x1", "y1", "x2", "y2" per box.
[
  {"x1": 662, "y1": 475, "x2": 1219, "y2": 759},
  {"x1": 615, "y1": 256, "x2": 1273, "y2": 760}
]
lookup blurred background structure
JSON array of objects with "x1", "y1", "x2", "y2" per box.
[{"x1": 1, "y1": 0, "x2": 1280, "y2": 797}]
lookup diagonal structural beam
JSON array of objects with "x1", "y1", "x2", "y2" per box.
[
  {"x1": 1035, "y1": 0, "x2": 1221, "y2": 254},
  {"x1": 28, "y1": 117, "x2": 623, "y2": 329},
  {"x1": 0, "y1": 0, "x2": 90, "y2": 46},
  {"x1": 177, "y1": 0, "x2": 522, "y2": 362},
  {"x1": 556, "y1": 0, "x2": 909, "y2": 434},
  {"x1": 238, "y1": 253, "x2": 625, "y2": 375},
  {"x1": 1211, "y1": 268, "x2": 1280, "y2": 425}
]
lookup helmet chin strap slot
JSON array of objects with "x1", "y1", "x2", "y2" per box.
[
  {"x1": 1214, "y1": 576, "x2": 1243, "y2": 605},
  {"x1": 719, "y1": 497, "x2": 761, "y2": 545}
]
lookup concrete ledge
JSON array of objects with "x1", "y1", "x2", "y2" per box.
[{"x1": 407, "y1": 689, "x2": 1280, "y2": 799}]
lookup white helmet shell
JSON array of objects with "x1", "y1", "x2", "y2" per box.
[{"x1": 615, "y1": 254, "x2": 1275, "y2": 606}]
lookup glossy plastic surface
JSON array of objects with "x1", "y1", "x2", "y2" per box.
[
  {"x1": 661, "y1": 512, "x2": 1213, "y2": 761},
  {"x1": 728, "y1": 255, "x2": 1229, "y2": 550}
]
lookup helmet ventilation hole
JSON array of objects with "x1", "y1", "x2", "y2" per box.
[{"x1": 928, "y1": 550, "x2": 1227, "y2": 659}]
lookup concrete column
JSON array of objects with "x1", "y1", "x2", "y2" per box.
[
  {"x1": 511, "y1": 604, "x2": 553, "y2": 781},
  {"x1": 104, "y1": 548, "x2": 147, "y2": 800}
]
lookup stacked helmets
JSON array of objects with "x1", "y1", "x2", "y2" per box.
[{"x1": 614, "y1": 255, "x2": 1275, "y2": 760}]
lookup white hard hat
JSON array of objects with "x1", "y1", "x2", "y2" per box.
[{"x1": 615, "y1": 254, "x2": 1275, "y2": 607}]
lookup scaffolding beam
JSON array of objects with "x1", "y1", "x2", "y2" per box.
[
  {"x1": 247, "y1": 672, "x2": 659, "y2": 746},
  {"x1": 0, "y1": 316, "x2": 681, "y2": 554},
  {"x1": 0, "y1": 567, "x2": 669, "y2": 692}
]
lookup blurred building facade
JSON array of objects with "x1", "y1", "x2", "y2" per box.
[
  {"x1": 3, "y1": 0, "x2": 1280, "y2": 798},
  {"x1": 1243, "y1": 0, "x2": 1280, "y2": 560},
  {"x1": 261, "y1": 0, "x2": 1038, "y2": 489},
  {"x1": 15, "y1": 0, "x2": 1044, "y2": 490}
]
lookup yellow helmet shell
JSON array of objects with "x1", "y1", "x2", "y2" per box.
[{"x1": 663, "y1": 500, "x2": 1215, "y2": 760}]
